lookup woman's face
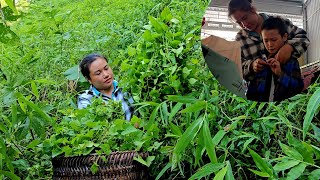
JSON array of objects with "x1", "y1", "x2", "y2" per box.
[
  {"x1": 88, "y1": 57, "x2": 114, "y2": 91},
  {"x1": 231, "y1": 10, "x2": 259, "y2": 31}
]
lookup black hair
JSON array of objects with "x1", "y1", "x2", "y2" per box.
[
  {"x1": 79, "y1": 53, "x2": 108, "y2": 80},
  {"x1": 261, "y1": 17, "x2": 287, "y2": 37},
  {"x1": 228, "y1": 0, "x2": 254, "y2": 17}
]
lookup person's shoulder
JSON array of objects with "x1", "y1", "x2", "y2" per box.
[
  {"x1": 235, "y1": 29, "x2": 247, "y2": 41},
  {"x1": 283, "y1": 55, "x2": 300, "y2": 67},
  {"x1": 78, "y1": 89, "x2": 93, "y2": 100},
  {"x1": 289, "y1": 55, "x2": 300, "y2": 63}
]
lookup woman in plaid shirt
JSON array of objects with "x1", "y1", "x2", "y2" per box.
[
  {"x1": 228, "y1": 0, "x2": 309, "y2": 101},
  {"x1": 78, "y1": 54, "x2": 134, "y2": 121}
]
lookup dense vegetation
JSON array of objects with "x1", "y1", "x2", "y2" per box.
[{"x1": 0, "y1": 0, "x2": 319, "y2": 179}]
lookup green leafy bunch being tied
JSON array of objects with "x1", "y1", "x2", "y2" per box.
[{"x1": 120, "y1": 6, "x2": 211, "y2": 103}]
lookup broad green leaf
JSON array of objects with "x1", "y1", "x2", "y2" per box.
[
  {"x1": 242, "y1": 137, "x2": 255, "y2": 153},
  {"x1": 168, "y1": 103, "x2": 183, "y2": 121},
  {"x1": 172, "y1": 116, "x2": 204, "y2": 170},
  {"x1": 27, "y1": 139, "x2": 41, "y2": 149},
  {"x1": 16, "y1": 117, "x2": 30, "y2": 140},
  {"x1": 0, "y1": 138, "x2": 6, "y2": 155},
  {"x1": 248, "y1": 148, "x2": 274, "y2": 177},
  {"x1": 278, "y1": 114, "x2": 292, "y2": 126},
  {"x1": 134, "y1": 101, "x2": 159, "y2": 107},
  {"x1": 4, "y1": 0, "x2": 17, "y2": 14},
  {"x1": 287, "y1": 133, "x2": 314, "y2": 164},
  {"x1": 100, "y1": 144, "x2": 111, "y2": 155},
  {"x1": 189, "y1": 78, "x2": 197, "y2": 85},
  {"x1": 2, "y1": 89, "x2": 15, "y2": 106},
  {"x1": 128, "y1": 46, "x2": 136, "y2": 56},
  {"x1": 303, "y1": 88, "x2": 320, "y2": 140},
  {"x1": 0, "y1": 170, "x2": 20, "y2": 180},
  {"x1": 172, "y1": 46, "x2": 183, "y2": 56},
  {"x1": 183, "y1": 67, "x2": 191, "y2": 77},
  {"x1": 156, "y1": 163, "x2": 172, "y2": 180},
  {"x1": 248, "y1": 169, "x2": 270, "y2": 177},
  {"x1": 169, "y1": 122, "x2": 182, "y2": 136},
  {"x1": 30, "y1": 81, "x2": 39, "y2": 99},
  {"x1": 62, "y1": 146, "x2": 73, "y2": 156},
  {"x1": 311, "y1": 145, "x2": 320, "y2": 160},
  {"x1": 0, "y1": 123, "x2": 7, "y2": 135},
  {"x1": 286, "y1": 163, "x2": 307, "y2": 180},
  {"x1": 202, "y1": 119, "x2": 217, "y2": 163},
  {"x1": 181, "y1": 101, "x2": 206, "y2": 113},
  {"x1": 258, "y1": 102, "x2": 266, "y2": 112},
  {"x1": 30, "y1": 116, "x2": 45, "y2": 139},
  {"x1": 52, "y1": 148, "x2": 63, "y2": 158},
  {"x1": 148, "y1": 15, "x2": 163, "y2": 33},
  {"x1": 90, "y1": 162, "x2": 99, "y2": 174},
  {"x1": 54, "y1": 10, "x2": 73, "y2": 24},
  {"x1": 273, "y1": 160, "x2": 300, "y2": 172},
  {"x1": 213, "y1": 166, "x2": 228, "y2": 180},
  {"x1": 212, "y1": 130, "x2": 226, "y2": 146},
  {"x1": 142, "y1": 30, "x2": 153, "y2": 41},
  {"x1": 300, "y1": 141, "x2": 315, "y2": 164},
  {"x1": 160, "y1": 7, "x2": 172, "y2": 22},
  {"x1": 225, "y1": 161, "x2": 235, "y2": 180},
  {"x1": 15, "y1": 92, "x2": 52, "y2": 124},
  {"x1": 189, "y1": 163, "x2": 224, "y2": 180},
  {"x1": 12, "y1": 159, "x2": 29, "y2": 170},
  {"x1": 17, "y1": 95, "x2": 27, "y2": 113},
  {"x1": 309, "y1": 169, "x2": 320, "y2": 180},
  {"x1": 63, "y1": 65, "x2": 86, "y2": 82},
  {"x1": 121, "y1": 126, "x2": 138, "y2": 135},
  {"x1": 160, "y1": 102, "x2": 169, "y2": 123},
  {"x1": 311, "y1": 124, "x2": 320, "y2": 142},
  {"x1": 194, "y1": 144, "x2": 204, "y2": 167},
  {"x1": 11, "y1": 103, "x2": 17, "y2": 125},
  {"x1": 5, "y1": 158, "x2": 13, "y2": 174},
  {"x1": 170, "y1": 18, "x2": 180, "y2": 24},
  {"x1": 279, "y1": 142, "x2": 303, "y2": 161},
  {"x1": 70, "y1": 120, "x2": 81, "y2": 131},
  {"x1": 133, "y1": 156, "x2": 155, "y2": 167},
  {"x1": 167, "y1": 95, "x2": 198, "y2": 103},
  {"x1": 146, "y1": 103, "x2": 161, "y2": 130}
]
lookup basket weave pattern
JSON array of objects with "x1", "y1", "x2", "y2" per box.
[{"x1": 52, "y1": 151, "x2": 149, "y2": 180}]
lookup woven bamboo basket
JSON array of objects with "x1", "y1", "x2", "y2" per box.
[{"x1": 52, "y1": 151, "x2": 149, "y2": 180}]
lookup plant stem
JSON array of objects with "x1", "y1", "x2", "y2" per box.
[{"x1": 30, "y1": 129, "x2": 35, "y2": 140}]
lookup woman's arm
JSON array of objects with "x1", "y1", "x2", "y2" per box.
[{"x1": 282, "y1": 16, "x2": 310, "y2": 58}]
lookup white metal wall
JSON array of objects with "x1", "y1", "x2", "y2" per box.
[
  {"x1": 210, "y1": 0, "x2": 303, "y2": 15},
  {"x1": 304, "y1": 0, "x2": 320, "y2": 63}
]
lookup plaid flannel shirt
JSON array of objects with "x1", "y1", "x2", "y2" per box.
[
  {"x1": 77, "y1": 80, "x2": 134, "y2": 121},
  {"x1": 236, "y1": 13, "x2": 310, "y2": 82},
  {"x1": 246, "y1": 55, "x2": 304, "y2": 102}
]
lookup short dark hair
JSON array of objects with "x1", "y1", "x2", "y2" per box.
[
  {"x1": 228, "y1": 0, "x2": 254, "y2": 17},
  {"x1": 79, "y1": 53, "x2": 108, "y2": 80},
  {"x1": 261, "y1": 17, "x2": 287, "y2": 37}
]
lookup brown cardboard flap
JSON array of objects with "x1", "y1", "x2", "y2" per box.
[{"x1": 201, "y1": 35, "x2": 242, "y2": 76}]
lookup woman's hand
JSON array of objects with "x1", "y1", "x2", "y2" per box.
[
  {"x1": 275, "y1": 44, "x2": 294, "y2": 64},
  {"x1": 267, "y1": 58, "x2": 282, "y2": 77},
  {"x1": 251, "y1": 58, "x2": 268, "y2": 73}
]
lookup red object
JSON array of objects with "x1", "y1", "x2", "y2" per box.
[{"x1": 302, "y1": 67, "x2": 320, "y2": 91}]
